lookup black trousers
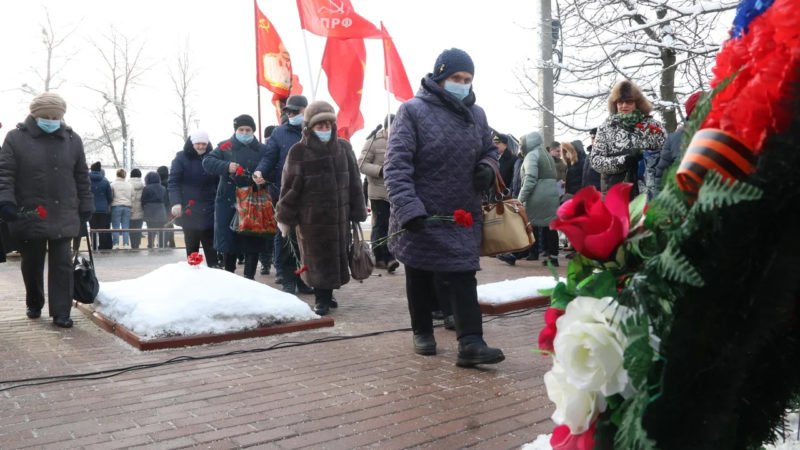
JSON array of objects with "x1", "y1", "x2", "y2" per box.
[
  {"x1": 314, "y1": 288, "x2": 333, "y2": 305},
  {"x1": 258, "y1": 237, "x2": 274, "y2": 269},
  {"x1": 277, "y1": 231, "x2": 300, "y2": 283},
  {"x1": 90, "y1": 212, "x2": 112, "y2": 250},
  {"x1": 129, "y1": 219, "x2": 144, "y2": 249},
  {"x1": 223, "y1": 252, "x2": 258, "y2": 279},
  {"x1": 537, "y1": 227, "x2": 559, "y2": 257},
  {"x1": 370, "y1": 199, "x2": 393, "y2": 264},
  {"x1": 404, "y1": 265, "x2": 482, "y2": 339},
  {"x1": 18, "y1": 238, "x2": 73, "y2": 318},
  {"x1": 184, "y1": 228, "x2": 217, "y2": 268},
  {"x1": 147, "y1": 221, "x2": 166, "y2": 248}
]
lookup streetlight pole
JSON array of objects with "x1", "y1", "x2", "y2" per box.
[{"x1": 538, "y1": 0, "x2": 555, "y2": 146}]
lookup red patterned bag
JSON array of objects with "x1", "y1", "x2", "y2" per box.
[{"x1": 229, "y1": 183, "x2": 277, "y2": 235}]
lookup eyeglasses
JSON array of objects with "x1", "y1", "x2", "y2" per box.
[{"x1": 615, "y1": 99, "x2": 635, "y2": 106}]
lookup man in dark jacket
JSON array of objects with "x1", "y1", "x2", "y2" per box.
[
  {"x1": 89, "y1": 161, "x2": 113, "y2": 249},
  {"x1": 254, "y1": 95, "x2": 313, "y2": 294},
  {"x1": 156, "y1": 165, "x2": 175, "y2": 247},
  {"x1": 384, "y1": 48, "x2": 504, "y2": 367},
  {"x1": 654, "y1": 91, "x2": 703, "y2": 191},
  {"x1": 493, "y1": 132, "x2": 516, "y2": 187},
  {"x1": 0, "y1": 92, "x2": 94, "y2": 328},
  {"x1": 582, "y1": 128, "x2": 602, "y2": 190}
]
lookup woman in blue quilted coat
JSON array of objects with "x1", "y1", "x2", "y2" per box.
[{"x1": 384, "y1": 48, "x2": 504, "y2": 368}]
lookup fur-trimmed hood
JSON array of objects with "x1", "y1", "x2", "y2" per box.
[{"x1": 607, "y1": 80, "x2": 653, "y2": 115}]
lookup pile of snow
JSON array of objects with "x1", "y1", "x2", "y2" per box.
[
  {"x1": 477, "y1": 276, "x2": 562, "y2": 305},
  {"x1": 520, "y1": 434, "x2": 552, "y2": 450},
  {"x1": 95, "y1": 262, "x2": 319, "y2": 338}
]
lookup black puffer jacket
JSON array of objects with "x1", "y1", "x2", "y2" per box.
[{"x1": 0, "y1": 115, "x2": 93, "y2": 240}]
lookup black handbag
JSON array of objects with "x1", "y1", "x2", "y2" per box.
[{"x1": 73, "y1": 224, "x2": 99, "y2": 304}]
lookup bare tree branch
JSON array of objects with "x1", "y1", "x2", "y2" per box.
[{"x1": 169, "y1": 42, "x2": 196, "y2": 142}]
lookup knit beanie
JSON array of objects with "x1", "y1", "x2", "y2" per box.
[
  {"x1": 233, "y1": 114, "x2": 256, "y2": 130},
  {"x1": 432, "y1": 48, "x2": 474, "y2": 83},
  {"x1": 304, "y1": 101, "x2": 337, "y2": 128},
  {"x1": 130, "y1": 168, "x2": 142, "y2": 178},
  {"x1": 190, "y1": 130, "x2": 210, "y2": 144},
  {"x1": 90, "y1": 161, "x2": 102, "y2": 172},
  {"x1": 29, "y1": 92, "x2": 67, "y2": 120}
]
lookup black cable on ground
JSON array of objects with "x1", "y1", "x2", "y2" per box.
[{"x1": 0, "y1": 306, "x2": 546, "y2": 393}]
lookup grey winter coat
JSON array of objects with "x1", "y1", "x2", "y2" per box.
[
  {"x1": 357, "y1": 128, "x2": 389, "y2": 201},
  {"x1": 130, "y1": 177, "x2": 144, "y2": 220},
  {"x1": 0, "y1": 115, "x2": 93, "y2": 240},
  {"x1": 518, "y1": 132, "x2": 560, "y2": 227},
  {"x1": 202, "y1": 136, "x2": 271, "y2": 254},
  {"x1": 276, "y1": 128, "x2": 367, "y2": 289},
  {"x1": 384, "y1": 75, "x2": 498, "y2": 272}
]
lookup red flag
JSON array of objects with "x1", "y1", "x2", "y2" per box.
[
  {"x1": 380, "y1": 23, "x2": 414, "y2": 102},
  {"x1": 296, "y1": 0, "x2": 383, "y2": 38},
  {"x1": 255, "y1": 2, "x2": 293, "y2": 98},
  {"x1": 322, "y1": 38, "x2": 366, "y2": 139}
]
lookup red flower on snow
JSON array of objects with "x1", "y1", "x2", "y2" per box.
[
  {"x1": 453, "y1": 209, "x2": 473, "y2": 228},
  {"x1": 188, "y1": 200, "x2": 195, "y2": 206},
  {"x1": 220, "y1": 141, "x2": 232, "y2": 151},
  {"x1": 235, "y1": 166, "x2": 245, "y2": 176},
  {"x1": 36, "y1": 206, "x2": 47, "y2": 219},
  {"x1": 187, "y1": 252, "x2": 204, "y2": 266},
  {"x1": 294, "y1": 265, "x2": 308, "y2": 275},
  {"x1": 538, "y1": 307, "x2": 566, "y2": 355}
]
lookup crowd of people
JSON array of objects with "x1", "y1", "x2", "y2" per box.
[{"x1": 0, "y1": 48, "x2": 698, "y2": 368}]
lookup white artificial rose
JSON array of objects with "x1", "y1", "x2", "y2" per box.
[
  {"x1": 544, "y1": 359, "x2": 606, "y2": 433},
  {"x1": 553, "y1": 296, "x2": 633, "y2": 397}
]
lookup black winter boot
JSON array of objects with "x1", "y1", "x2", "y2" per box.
[
  {"x1": 282, "y1": 280, "x2": 296, "y2": 294},
  {"x1": 413, "y1": 333, "x2": 436, "y2": 355},
  {"x1": 456, "y1": 335, "x2": 504, "y2": 367}
]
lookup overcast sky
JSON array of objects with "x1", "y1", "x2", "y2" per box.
[{"x1": 0, "y1": 0, "x2": 540, "y2": 167}]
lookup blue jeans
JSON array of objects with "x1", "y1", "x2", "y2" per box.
[{"x1": 110, "y1": 206, "x2": 131, "y2": 246}]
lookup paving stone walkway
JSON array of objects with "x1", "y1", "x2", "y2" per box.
[{"x1": 0, "y1": 249, "x2": 565, "y2": 449}]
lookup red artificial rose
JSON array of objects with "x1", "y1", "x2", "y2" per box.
[
  {"x1": 36, "y1": 205, "x2": 47, "y2": 219},
  {"x1": 538, "y1": 307, "x2": 565, "y2": 355},
  {"x1": 220, "y1": 141, "x2": 232, "y2": 151},
  {"x1": 235, "y1": 166, "x2": 245, "y2": 176},
  {"x1": 636, "y1": 123, "x2": 645, "y2": 129},
  {"x1": 188, "y1": 200, "x2": 195, "y2": 206},
  {"x1": 550, "y1": 422, "x2": 597, "y2": 450},
  {"x1": 453, "y1": 209, "x2": 474, "y2": 228},
  {"x1": 187, "y1": 251, "x2": 204, "y2": 266},
  {"x1": 185, "y1": 208, "x2": 192, "y2": 215},
  {"x1": 294, "y1": 265, "x2": 308, "y2": 275},
  {"x1": 550, "y1": 184, "x2": 632, "y2": 260}
]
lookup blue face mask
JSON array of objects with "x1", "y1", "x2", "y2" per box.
[
  {"x1": 443, "y1": 80, "x2": 471, "y2": 101},
  {"x1": 37, "y1": 118, "x2": 61, "y2": 133},
  {"x1": 288, "y1": 114, "x2": 304, "y2": 126},
  {"x1": 235, "y1": 133, "x2": 254, "y2": 144},
  {"x1": 314, "y1": 130, "x2": 332, "y2": 142}
]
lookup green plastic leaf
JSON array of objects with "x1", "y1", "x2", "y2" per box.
[
  {"x1": 614, "y1": 389, "x2": 658, "y2": 450},
  {"x1": 578, "y1": 270, "x2": 618, "y2": 299},
  {"x1": 550, "y1": 282, "x2": 575, "y2": 310},
  {"x1": 655, "y1": 240, "x2": 704, "y2": 287},
  {"x1": 622, "y1": 315, "x2": 654, "y2": 390},
  {"x1": 691, "y1": 170, "x2": 763, "y2": 214},
  {"x1": 566, "y1": 254, "x2": 594, "y2": 290},
  {"x1": 628, "y1": 193, "x2": 648, "y2": 228}
]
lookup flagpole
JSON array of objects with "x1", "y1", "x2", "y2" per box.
[
  {"x1": 385, "y1": 75, "x2": 392, "y2": 136},
  {"x1": 254, "y1": 0, "x2": 262, "y2": 139},
  {"x1": 301, "y1": 30, "x2": 316, "y2": 100}
]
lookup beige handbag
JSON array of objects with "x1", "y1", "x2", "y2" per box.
[{"x1": 480, "y1": 162, "x2": 535, "y2": 256}]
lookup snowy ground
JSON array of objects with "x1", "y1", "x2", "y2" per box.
[
  {"x1": 521, "y1": 412, "x2": 800, "y2": 449},
  {"x1": 95, "y1": 262, "x2": 319, "y2": 338},
  {"x1": 477, "y1": 276, "x2": 562, "y2": 305}
]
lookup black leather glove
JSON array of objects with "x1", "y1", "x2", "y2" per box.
[
  {"x1": 80, "y1": 211, "x2": 92, "y2": 223},
  {"x1": 403, "y1": 216, "x2": 427, "y2": 233},
  {"x1": 472, "y1": 164, "x2": 495, "y2": 192},
  {"x1": 623, "y1": 154, "x2": 641, "y2": 168},
  {"x1": 0, "y1": 203, "x2": 18, "y2": 222}
]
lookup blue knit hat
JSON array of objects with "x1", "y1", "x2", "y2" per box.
[{"x1": 432, "y1": 48, "x2": 474, "y2": 83}]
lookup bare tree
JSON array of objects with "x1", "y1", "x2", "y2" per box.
[
  {"x1": 517, "y1": 0, "x2": 737, "y2": 134},
  {"x1": 85, "y1": 29, "x2": 147, "y2": 168},
  {"x1": 169, "y1": 45, "x2": 196, "y2": 142},
  {"x1": 21, "y1": 8, "x2": 78, "y2": 96},
  {"x1": 84, "y1": 104, "x2": 123, "y2": 166}
]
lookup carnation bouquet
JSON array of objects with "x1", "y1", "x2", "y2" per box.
[{"x1": 537, "y1": 1, "x2": 800, "y2": 448}]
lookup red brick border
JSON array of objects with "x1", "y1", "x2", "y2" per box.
[
  {"x1": 73, "y1": 301, "x2": 334, "y2": 351},
  {"x1": 479, "y1": 295, "x2": 550, "y2": 314}
]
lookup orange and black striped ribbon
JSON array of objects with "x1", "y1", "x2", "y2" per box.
[{"x1": 676, "y1": 129, "x2": 756, "y2": 201}]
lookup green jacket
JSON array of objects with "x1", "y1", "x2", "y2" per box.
[{"x1": 518, "y1": 132, "x2": 560, "y2": 227}]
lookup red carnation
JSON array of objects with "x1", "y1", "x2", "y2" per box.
[
  {"x1": 185, "y1": 208, "x2": 192, "y2": 215},
  {"x1": 188, "y1": 200, "x2": 195, "y2": 206},
  {"x1": 636, "y1": 123, "x2": 645, "y2": 129},
  {"x1": 550, "y1": 184, "x2": 632, "y2": 260},
  {"x1": 453, "y1": 209, "x2": 474, "y2": 228},
  {"x1": 294, "y1": 265, "x2": 308, "y2": 275},
  {"x1": 235, "y1": 166, "x2": 245, "y2": 176},
  {"x1": 220, "y1": 141, "x2": 232, "y2": 151},
  {"x1": 36, "y1": 205, "x2": 47, "y2": 219},
  {"x1": 187, "y1": 251, "x2": 204, "y2": 266},
  {"x1": 538, "y1": 307, "x2": 565, "y2": 355}
]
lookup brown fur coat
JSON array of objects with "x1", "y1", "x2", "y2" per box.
[{"x1": 276, "y1": 129, "x2": 367, "y2": 289}]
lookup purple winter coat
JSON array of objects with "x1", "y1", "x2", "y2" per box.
[{"x1": 384, "y1": 75, "x2": 498, "y2": 272}]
